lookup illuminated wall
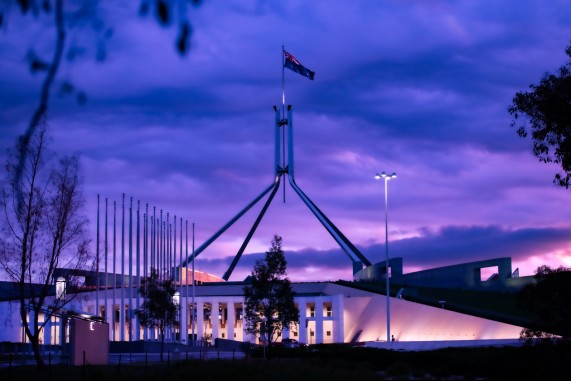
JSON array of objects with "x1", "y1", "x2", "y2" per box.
[
  {"x1": 0, "y1": 280, "x2": 524, "y2": 346},
  {"x1": 344, "y1": 294, "x2": 522, "y2": 342}
]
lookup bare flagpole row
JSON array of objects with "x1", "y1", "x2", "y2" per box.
[{"x1": 95, "y1": 194, "x2": 194, "y2": 343}]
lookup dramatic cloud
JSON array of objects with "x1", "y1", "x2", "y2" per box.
[{"x1": 1, "y1": 0, "x2": 571, "y2": 282}]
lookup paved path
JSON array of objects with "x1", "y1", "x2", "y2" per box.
[
  {"x1": 109, "y1": 349, "x2": 246, "y2": 364},
  {"x1": 0, "y1": 349, "x2": 246, "y2": 367}
]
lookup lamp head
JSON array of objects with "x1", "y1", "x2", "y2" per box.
[{"x1": 375, "y1": 172, "x2": 397, "y2": 180}]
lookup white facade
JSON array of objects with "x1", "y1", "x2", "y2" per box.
[{"x1": 0, "y1": 281, "x2": 523, "y2": 346}]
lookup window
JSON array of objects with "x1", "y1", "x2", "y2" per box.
[
  {"x1": 326, "y1": 331, "x2": 331, "y2": 336},
  {"x1": 310, "y1": 306, "x2": 315, "y2": 317},
  {"x1": 480, "y1": 266, "x2": 499, "y2": 282},
  {"x1": 326, "y1": 306, "x2": 332, "y2": 317}
]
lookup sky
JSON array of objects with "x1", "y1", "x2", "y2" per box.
[{"x1": 1, "y1": 0, "x2": 571, "y2": 283}]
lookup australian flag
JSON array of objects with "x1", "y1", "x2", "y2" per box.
[{"x1": 284, "y1": 50, "x2": 315, "y2": 80}]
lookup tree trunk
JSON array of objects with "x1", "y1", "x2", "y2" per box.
[
  {"x1": 266, "y1": 330, "x2": 272, "y2": 360},
  {"x1": 31, "y1": 335, "x2": 46, "y2": 370},
  {"x1": 160, "y1": 327, "x2": 165, "y2": 362},
  {"x1": 19, "y1": 305, "x2": 46, "y2": 369}
]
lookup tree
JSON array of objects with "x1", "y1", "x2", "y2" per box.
[
  {"x1": 0, "y1": 120, "x2": 91, "y2": 370},
  {"x1": 0, "y1": 2, "x2": 200, "y2": 365},
  {"x1": 243, "y1": 234, "x2": 299, "y2": 357},
  {"x1": 136, "y1": 267, "x2": 178, "y2": 361},
  {"x1": 517, "y1": 265, "x2": 571, "y2": 342},
  {"x1": 508, "y1": 42, "x2": 571, "y2": 188}
]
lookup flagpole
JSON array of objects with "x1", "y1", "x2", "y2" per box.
[
  {"x1": 128, "y1": 196, "x2": 133, "y2": 342},
  {"x1": 191, "y1": 221, "x2": 195, "y2": 347},
  {"x1": 281, "y1": 45, "x2": 285, "y2": 118},
  {"x1": 136, "y1": 200, "x2": 140, "y2": 340},
  {"x1": 104, "y1": 197, "x2": 108, "y2": 327},
  {"x1": 281, "y1": 45, "x2": 287, "y2": 203},
  {"x1": 120, "y1": 193, "x2": 125, "y2": 342},
  {"x1": 113, "y1": 200, "x2": 117, "y2": 342},
  {"x1": 96, "y1": 194, "x2": 100, "y2": 316}
]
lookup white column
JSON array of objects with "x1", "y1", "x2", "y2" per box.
[
  {"x1": 149, "y1": 301, "x2": 156, "y2": 340},
  {"x1": 211, "y1": 300, "x2": 219, "y2": 340},
  {"x1": 106, "y1": 301, "x2": 114, "y2": 341},
  {"x1": 44, "y1": 317, "x2": 51, "y2": 345},
  {"x1": 29, "y1": 310, "x2": 35, "y2": 336},
  {"x1": 227, "y1": 300, "x2": 235, "y2": 341},
  {"x1": 297, "y1": 299, "x2": 307, "y2": 344},
  {"x1": 197, "y1": 300, "x2": 204, "y2": 341},
  {"x1": 240, "y1": 302, "x2": 249, "y2": 342},
  {"x1": 315, "y1": 297, "x2": 324, "y2": 344},
  {"x1": 119, "y1": 302, "x2": 125, "y2": 341},
  {"x1": 133, "y1": 295, "x2": 140, "y2": 341},
  {"x1": 333, "y1": 294, "x2": 344, "y2": 343},
  {"x1": 134, "y1": 300, "x2": 140, "y2": 341},
  {"x1": 181, "y1": 300, "x2": 188, "y2": 344},
  {"x1": 282, "y1": 326, "x2": 290, "y2": 340}
]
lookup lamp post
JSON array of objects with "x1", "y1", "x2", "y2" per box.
[{"x1": 375, "y1": 171, "x2": 396, "y2": 344}]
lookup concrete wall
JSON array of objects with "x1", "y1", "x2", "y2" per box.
[
  {"x1": 343, "y1": 292, "x2": 523, "y2": 342},
  {"x1": 355, "y1": 257, "x2": 535, "y2": 291}
]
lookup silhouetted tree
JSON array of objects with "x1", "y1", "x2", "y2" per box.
[
  {"x1": 508, "y1": 41, "x2": 571, "y2": 188},
  {"x1": 517, "y1": 265, "x2": 571, "y2": 342},
  {"x1": 244, "y1": 234, "x2": 299, "y2": 358},
  {"x1": 0, "y1": 120, "x2": 91, "y2": 370},
  {"x1": 136, "y1": 267, "x2": 178, "y2": 361}
]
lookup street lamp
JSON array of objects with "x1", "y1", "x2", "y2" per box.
[
  {"x1": 374, "y1": 171, "x2": 396, "y2": 344},
  {"x1": 55, "y1": 277, "x2": 66, "y2": 302}
]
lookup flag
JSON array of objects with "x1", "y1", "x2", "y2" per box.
[{"x1": 284, "y1": 50, "x2": 315, "y2": 80}]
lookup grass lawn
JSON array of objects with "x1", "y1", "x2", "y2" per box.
[{"x1": 2, "y1": 341, "x2": 569, "y2": 380}]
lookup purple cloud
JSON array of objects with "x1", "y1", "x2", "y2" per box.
[{"x1": 1, "y1": 1, "x2": 571, "y2": 282}]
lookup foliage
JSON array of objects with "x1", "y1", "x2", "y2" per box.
[
  {"x1": 519, "y1": 327, "x2": 558, "y2": 345},
  {"x1": 0, "y1": 120, "x2": 91, "y2": 369},
  {"x1": 508, "y1": 41, "x2": 571, "y2": 188},
  {"x1": 243, "y1": 234, "x2": 299, "y2": 353},
  {"x1": 0, "y1": 0, "x2": 200, "y2": 370},
  {"x1": 138, "y1": 0, "x2": 202, "y2": 55},
  {"x1": 517, "y1": 265, "x2": 571, "y2": 340},
  {"x1": 136, "y1": 267, "x2": 178, "y2": 361}
]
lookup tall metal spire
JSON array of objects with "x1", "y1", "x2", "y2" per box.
[{"x1": 180, "y1": 105, "x2": 370, "y2": 280}]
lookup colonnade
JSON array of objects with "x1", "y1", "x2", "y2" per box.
[{"x1": 94, "y1": 293, "x2": 345, "y2": 345}]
